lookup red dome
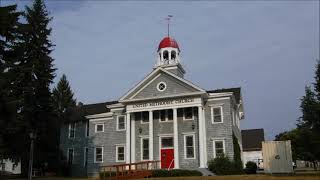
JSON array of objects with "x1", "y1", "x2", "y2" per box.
[{"x1": 158, "y1": 37, "x2": 180, "y2": 51}]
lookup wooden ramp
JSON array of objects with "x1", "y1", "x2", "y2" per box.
[{"x1": 100, "y1": 160, "x2": 160, "y2": 180}]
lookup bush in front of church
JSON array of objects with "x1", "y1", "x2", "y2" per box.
[
  {"x1": 244, "y1": 161, "x2": 258, "y2": 174},
  {"x1": 151, "y1": 169, "x2": 202, "y2": 177},
  {"x1": 208, "y1": 154, "x2": 243, "y2": 175}
]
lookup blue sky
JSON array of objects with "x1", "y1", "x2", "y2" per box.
[{"x1": 4, "y1": 0, "x2": 319, "y2": 140}]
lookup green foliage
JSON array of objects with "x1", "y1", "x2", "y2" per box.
[
  {"x1": 244, "y1": 161, "x2": 257, "y2": 174},
  {"x1": 233, "y1": 133, "x2": 243, "y2": 172},
  {"x1": 208, "y1": 154, "x2": 242, "y2": 175},
  {"x1": 99, "y1": 171, "x2": 117, "y2": 177},
  {"x1": 151, "y1": 169, "x2": 202, "y2": 177}
]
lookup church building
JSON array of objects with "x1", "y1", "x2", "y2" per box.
[{"x1": 59, "y1": 36, "x2": 245, "y2": 176}]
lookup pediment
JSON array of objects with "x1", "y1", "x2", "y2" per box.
[{"x1": 119, "y1": 67, "x2": 205, "y2": 102}]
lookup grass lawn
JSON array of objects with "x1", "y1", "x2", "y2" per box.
[{"x1": 10, "y1": 174, "x2": 320, "y2": 180}]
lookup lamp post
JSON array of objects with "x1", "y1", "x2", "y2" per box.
[{"x1": 28, "y1": 132, "x2": 36, "y2": 180}]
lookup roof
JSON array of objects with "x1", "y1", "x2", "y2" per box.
[
  {"x1": 158, "y1": 36, "x2": 180, "y2": 51},
  {"x1": 241, "y1": 129, "x2": 265, "y2": 151},
  {"x1": 207, "y1": 87, "x2": 241, "y2": 104},
  {"x1": 64, "y1": 101, "x2": 118, "y2": 122}
]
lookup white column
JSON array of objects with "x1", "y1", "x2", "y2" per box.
[
  {"x1": 198, "y1": 106, "x2": 205, "y2": 168},
  {"x1": 126, "y1": 113, "x2": 131, "y2": 164},
  {"x1": 202, "y1": 107, "x2": 208, "y2": 168},
  {"x1": 131, "y1": 114, "x2": 135, "y2": 163},
  {"x1": 173, "y1": 108, "x2": 179, "y2": 169},
  {"x1": 149, "y1": 111, "x2": 154, "y2": 160}
]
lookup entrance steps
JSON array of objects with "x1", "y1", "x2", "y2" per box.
[{"x1": 196, "y1": 168, "x2": 215, "y2": 176}]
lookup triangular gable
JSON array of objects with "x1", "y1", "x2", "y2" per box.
[{"x1": 119, "y1": 67, "x2": 205, "y2": 102}]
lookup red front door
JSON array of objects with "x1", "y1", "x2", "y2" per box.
[{"x1": 161, "y1": 149, "x2": 174, "y2": 169}]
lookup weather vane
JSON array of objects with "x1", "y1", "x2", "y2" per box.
[{"x1": 166, "y1": 15, "x2": 173, "y2": 37}]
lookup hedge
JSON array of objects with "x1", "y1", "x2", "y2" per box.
[{"x1": 100, "y1": 169, "x2": 202, "y2": 178}]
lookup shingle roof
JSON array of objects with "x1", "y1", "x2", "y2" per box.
[
  {"x1": 207, "y1": 87, "x2": 241, "y2": 104},
  {"x1": 241, "y1": 129, "x2": 265, "y2": 151},
  {"x1": 64, "y1": 101, "x2": 118, "y2": 122}
]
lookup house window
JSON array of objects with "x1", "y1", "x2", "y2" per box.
[
  {"x1": 68, "y1": 148, "x2": 74, "y2": 165},
  {"x1": 141, "y1": 138, "x2": 149, "y2": 160},
  {"x1": 183, "y1": 107, "x2": 193, "y2": 120},
  {"x1": 95, "y1": 147, "x2": 103, "y2": 163},
  {"x1": 84, "y1": 147, "x2": 88, "y2": 167},
  {"x1": 161, "y1": 137, "x2": 174, "y2": 148},
  {"x1": 136, "y1": 111, "x2": 149, "y2": 124},
  {"x1": 117, "y1": 116, "x2": 126, "y2": 131},
  {"x1": 116, "y1": 146, "x2": 125, "y2": 162},
  {"x1": 155, "y1": 109, "x2": 173, "y2": 122},
  {"x1": 68, "y1": 122, "x2": 76, "y2": 138},
  {"x1": 184, "y1": 134, "x2": 195, "y2": 159},
  {"x1": 211, "y1": 106, "x2": 223, "y2": 123},
  {"x1": 213, "y1": 140, "x2": 225, "y2": 158},
  {"x1": 95, "y1": 124, "x2": 104, "y2": 133}
]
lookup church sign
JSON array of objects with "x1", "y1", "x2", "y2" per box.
[{"x1": 127, "y1": 97, "x2": 201, "y2": 112}]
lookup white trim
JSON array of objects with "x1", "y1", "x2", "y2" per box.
[
  {"x1": 181, "y1": 132, "x2": 196, "y2": 135},
  {"x1": 83, "y1": 147, "x2": 88, "y2": 167},
  {"x1": 89, "y1": 117, "x2": 113, "y2": 122},
  {"x1": 183, "y1": 107, "x2": 194, "y2": 121},
  {"x1": 211, "y1": 106, "x2": 224, "y2": 124},
  {"x1": 184, "y1": 134, "x2": 196, "y2": 159},
  {"x1": 117, "y1": 115, "x2": 126, "y2": 131},
  {"x1": 94, "y1": 146, "x2": 104, "y2": 163},
  {"x1": 149, "y1": 111, "x2": 154, "y2": 160},
  {"x1": 116, "y1": 145, "x2": 126, "y2": 162},
  {"x1": 158, "y1": 133, "x2": 174, "y2": 137},
  {"x1": 202, "y1": 107, "x2": 208, "y2": 168},
  {"x1": 131, "y1": 116, "x2": 136, "y2": 163},
  {"x1": 157, "y1": 81, "x2": 167, "y2": 92},
  {"x1": 85, "y1": 120, "x2": 89, "y2": 137},
  {"x1": 95, "y1": 123, "x2": 104, "y2": 133},
  {"x1": 212, "y1": 139, "x2": 226, "y2": 158},
  {"x1": 67, "y1": 148, "x2": 74, "y2": 165},
  {"x1": 208, "y1": 92, "x2": 233, "y2": 97},
  {"x1": 141, "y1": 137, "x2": 150, "y2": 161},
  {"x1": 207, "y1": 97, "x2": 230, "y2": 101},
  {"x1": 173, "y1": 108, "x2": 179, "y2": 168},
  {"x1": 125, "y1": 113, "x2": 130, "y2": 163},
  {"x1": 86, "y1": 112, "x2": 113, "y2": 119},
  {"x1": 198, "y1": 106, "x2": 205, "y2": 167}
]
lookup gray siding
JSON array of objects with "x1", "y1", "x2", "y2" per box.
[
  {"x1": 205, "y1": 99, "x2": 235, "y2": 162},
  {"x1": 133, "y1": 73, "x2": 198, "y2": 99}
]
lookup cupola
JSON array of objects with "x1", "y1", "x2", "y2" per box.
[{"x1": 156, "y1": 36, "x2": 181, "y2": 67}]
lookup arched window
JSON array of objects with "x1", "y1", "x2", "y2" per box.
[
  {"x1": 163, "y1": 50, "x2": 169, "y2": 60},
  {"x1": 171, "y1": 50, "x2": 176, "y2": 60}
]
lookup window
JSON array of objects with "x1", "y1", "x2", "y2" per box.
[
  {"x1": 117, "y1": 116, "x2": 126, "y2": 131},
  {"x1": 95, "y1": 124, "x2": 104, "y2": 133},
  {"x1": 86, "y1": 120, "x2": 89, "y2": 137},
  {"x1": 95, "y1": 147, "x2": 103, "y2": 163},
  {"x1": 141, "y1": 138, "x2": 149, "y2": 160},
  {"x1": 84, "y1": 147, "x2": 88, "y2": 167},
  {"x1": 184, "y1": 134, "x2": 195, "y2": 159},
  {"x1": 211, "y1": 106, "x2": 223, "y2": 123},
  {"x1": 136, "y1": 111, "x2": 149, "y2": 124},
  {"x1": 116, "y1": 146, "x2": 125, "y2": 162},
  {"x1": 161, "y1": 137, "x2": 174, "y2": 148},
  {"x1": 155, "y1": 109, "x2": 173, "y2": 122},
  {"x1": 183, "y1": 107, "x2": 193, "y2": 120},
  {"x1": 163, "y1": 50, "x2": 169, "y2": 60},
  {"x1": 213, "y1": 140, "x2": 225, "y2": 158},
  {"x1": 157, "y1": 82, "x2": 167, "y2": 92},
  {"x1": 68, "y1": 122, "x2": 76, "y2": 138},
  {"x1": 68, "y1": 148, "x2": 74, "y2": 165}
]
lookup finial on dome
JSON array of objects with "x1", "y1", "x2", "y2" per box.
[{"x1": 166, "y1": 15, "x2": 173, "y2": 37}]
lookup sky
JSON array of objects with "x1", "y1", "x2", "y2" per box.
[{"x1": 3, "y1": 0, "x2": 319, "y2": 140}]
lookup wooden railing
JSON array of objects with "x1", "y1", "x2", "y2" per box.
[{"x1": 100, "y1": 160, "x2": 160, "y2": 180}]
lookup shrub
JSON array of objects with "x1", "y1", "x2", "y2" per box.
[
  {"x1": 244, "y1": 161, "x2": 257, "y2": 174},
  {"x1": 208, "y1": 154, "x2": 243, "y2": 175},
  {"x1": 99, "y1": 171, "x2": 117, "y2": 178},
  {"x1": 151, "y1": 169, "x2": 202, "y2": 177}
]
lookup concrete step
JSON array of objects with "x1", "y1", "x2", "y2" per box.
[{"x1": 196, "y1": 168, "x2": 215, "y2": 176}]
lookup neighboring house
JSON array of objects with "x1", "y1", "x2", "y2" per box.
[
  {"x1": 60, "y1": 36, "x2": 245, "y2": 176},
  {"x1": 0, "y1": 159, "x2": 21, "y2": 174},
  {"x1": 241, "y1": 129, "x2": 265, "y2": 169}
]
